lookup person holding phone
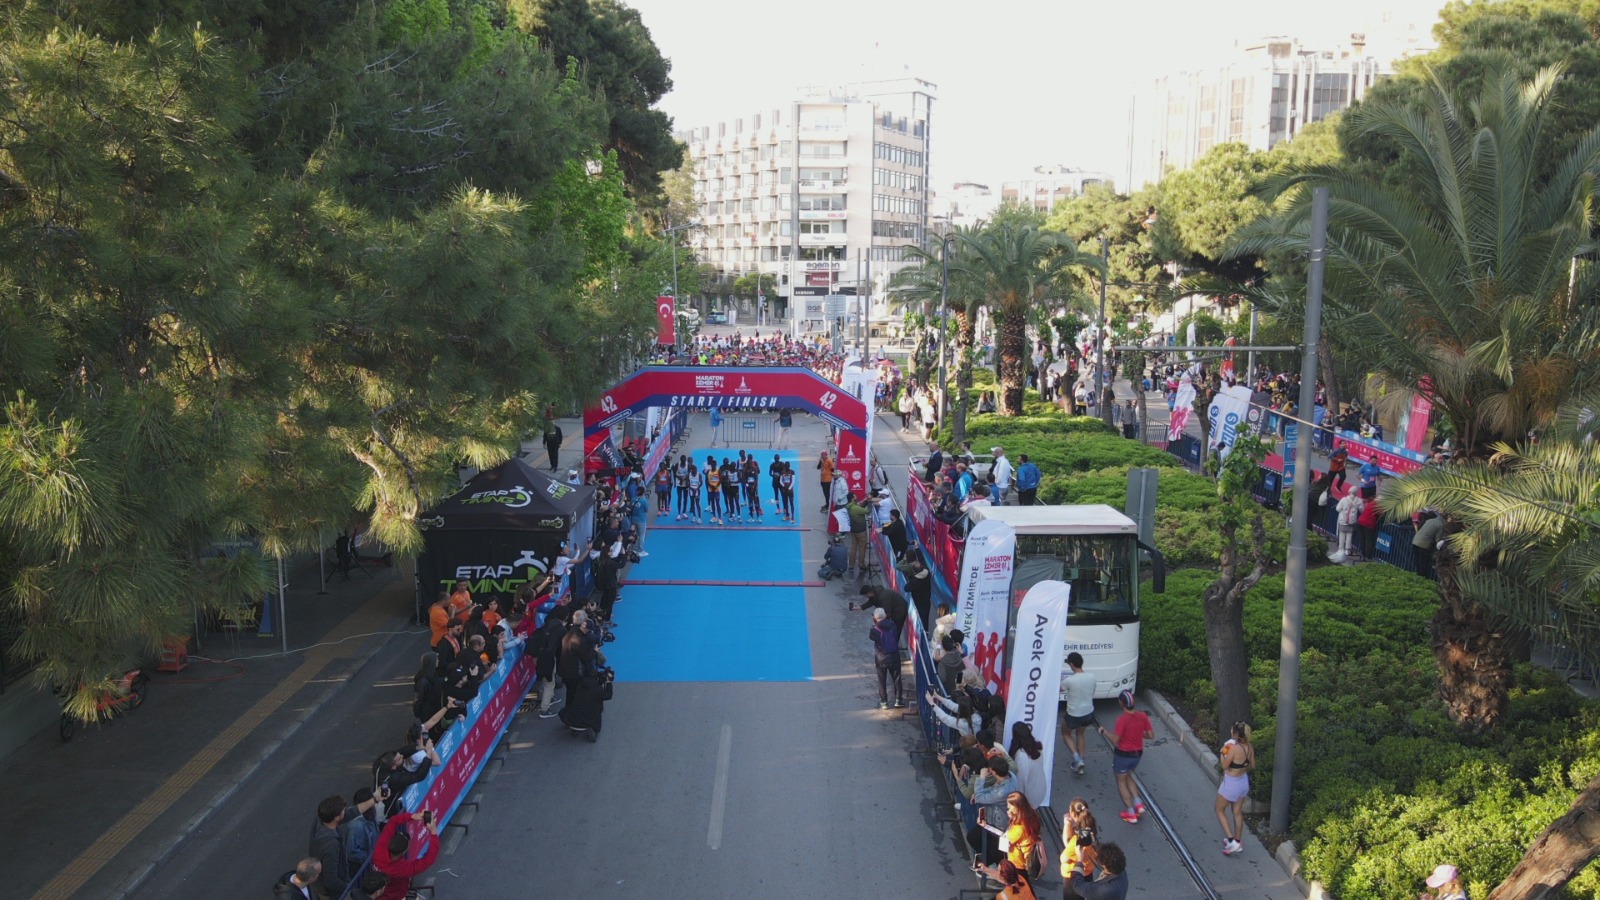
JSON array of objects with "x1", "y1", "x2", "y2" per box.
[{"x1": 372, "y1": 808, "x2": 440, "y2": 900}]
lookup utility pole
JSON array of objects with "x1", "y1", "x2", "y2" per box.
[
  {"x1": 939, "y1": 232, "x2": 953, "y2": 426},
  {"x1": 1270, "y1": 187, "x2": 1328, "y2": 835},
  {"x1": 1098, "y1": 237, "x2": 1113, "y2": 426}
]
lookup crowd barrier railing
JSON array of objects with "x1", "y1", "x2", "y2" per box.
[{"x1": 336, "y1": 637, "x2": 535, "y2": 898}]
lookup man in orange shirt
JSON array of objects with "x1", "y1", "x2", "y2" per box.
[
  {"x1": 427, "y1": 592, "x2": 451, "y2": 647},
  {"x1": 817, "y1": 451, "x2": 836, "y2": 513},
  {"x1": 448, "y1": 579, "x2": 472, "y2": 619}
]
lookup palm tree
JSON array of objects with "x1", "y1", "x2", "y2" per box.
[
  {"x1": 951, "y1": 223, "x2": 1101, "y2": 416},
  {"x1": 888, "y1": 227, "x2": 985, "y2": 444},
  {"x1": 1383, "y1": 407, "x2": 1600, "y2": 899},
  {"x1": 1231, "y1": 67, "x2": 1600, "y2": 730}
]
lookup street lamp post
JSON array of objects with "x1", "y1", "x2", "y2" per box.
[
  {"x1": 665, "y1": 221, "x2": 698, "y2": 346},
  {"x1": 1094, "y1": 235, "x2": 1107, "y2": 422}
]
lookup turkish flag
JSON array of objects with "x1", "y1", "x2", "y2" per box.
[{"x1": 656, "y1": 295, "x2": 676, "y2": 346}]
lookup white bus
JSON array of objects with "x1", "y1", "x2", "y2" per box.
[{"x1": 964, "y1": 504, "x2": 1163, "y2": 699}]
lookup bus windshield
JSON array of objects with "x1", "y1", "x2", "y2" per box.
[{"x1": 1010, "y1": 533, "x2": 1138, "y2": 624}]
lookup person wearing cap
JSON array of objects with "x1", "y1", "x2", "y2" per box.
[
  {"x1": 1421, "y1": 863, "x2": 1467, "y2": 900},
  {"x1": 1096, "y1": 690, "x2": 1155, "y2": 824},
  {"x1": 990, "y1": 447, "x2": 1013, "y2": 505},
  {"x1": 566, "y1": 467, "x2": 581, "y2": 486}
]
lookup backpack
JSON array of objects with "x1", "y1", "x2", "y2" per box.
[
  {"x1": 874, "y1": 620, "x2": 900, "y2": 654},
  {"x1": 1340, "y1": 496, "x2": 1363, "y2": 527}
]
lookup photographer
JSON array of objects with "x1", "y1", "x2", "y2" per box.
[
  {"x1": 1066, "y1": 841, "x2": 1128, "y2": 899},
  {"x1": 372, "y1": 808, "x2": 441, "y2": 900}
]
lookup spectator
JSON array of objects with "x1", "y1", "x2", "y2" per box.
[
  {"x1": 1333, "y1": 485, "x2": 1364, "y2": 563},
  {"x1": 426, "y1": 592, "x2": 450, "y2": 647},
  {"x1": 1067, "y1": 841, "x2": 1128, "y2": 899},
  {"x1": 931, "y1": 603, "x2": 957, "y2": 645},
  {"x1": 559, "y1": 670, "x2": 608, "y2": 741},
  {"x1": 817, "y1": 450, "x2": 836, "y2": 513},
  {"x1": 412, "y1": 651, "x2": 444, "y2": 725},
  {"x1": 818, "y1": 535, "x2": 849, "y2": 580},
  {"x1": 923, "y1": 442, "x2": 944, "y2": 484},
  {"x1": 978, "y1": 390, "x2": 997, "y2": 413},
  {"x1": 558, "y1": 612, "x2": 598, "y2": 705},
  {"x1": 925, "y1": 689, "x2": 980, "y2": 737},
  {"x1": 973, "y1": 859, "x2": 1037, "y2": 900},
  {"x1": 990, "y1": 447, "x2": 1013, "y2": 505},
  {"x1": 1015, "y1": 454, "x2": 1041, "y2": 506},
  {"x1": 897, "y1": 389, "x2": 915, "y2": 432},
  {"x1": 531, "y1": 606, "x2": 567, "y2": 718},
  {"x1": 776, "y1": 408, "x2": 792, "y2": 450},
  {"x1": 1357, "y1": 484, "x2": 1381, "y2": 560},
  {"x1": 1413, "y1": 510, "x2": 1444, "y2": 579},
  {"x1": 273, "y1": 858, "x2": 324, "y2": 900},
  {"x1": 339, "y1": 787, "x2": 382, "y2": 872},
  {"x1": 1009, "y1": 722, "x2": 1047, "y2": 810},
  {"x1": 309, "y1": 796, "x2": 353, "y2": 897},
  {"x1": 868, "y1": 608, "x2": 903, "y2": 709},
  {"x1": 1421, "y1": 863, "x2": 1468, "y2": 900},
  {"x1": 372, "y1": 740, "x2": 438, "y2": 812},
  {"x1": 845, "y1": 493, "x2": 871, "y2": 576},
  {"x1": 896, "y1": 554, "x2": 933, "y2": 626},
  {"x1": 935, "y1": 633, "x2": 966, "y2": 695},
  {"x1": 1060, "y1": 798, "x2": 1101, "y2": 899},
  {"x1": 434, "y1": 618, "x2": 465, "y2": 674},
  {"x1": 965, "y1": 759, "x2": 1020, "y2": 866},
  {"x1": 855, "y1": 584, "x2": 908, "y2": 632},
  {"x1": 372, "y1": 810, "x2": 441, "y2": 900},
  {"x1": 1121, "y1": 399, "x2": 1139, "y2": 439},
  {"x1": 447, "y1": 579, "x2": 472, "y2": 619},
  {"x1": 880, "y1": 508, "x2": 910, "y2": 562}
]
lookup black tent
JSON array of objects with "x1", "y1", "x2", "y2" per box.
[{"x1": 417, "y1": 458, "x2": 598, "y2": 607}]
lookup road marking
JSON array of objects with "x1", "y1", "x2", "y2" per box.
[
  {"x1": 706, "y1": 724, "x2": 733, "y2": 851},
  {"x1": 32, "y1": 580, "x2": 406, "y2": 900}
]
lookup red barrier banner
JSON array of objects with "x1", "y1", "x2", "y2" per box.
[
  {"x1": 402, "y1": 648, "x2": 535, "y2": 826},
  {"x1": 656, "y1": 296, "x2": 676, "y2": 346}
]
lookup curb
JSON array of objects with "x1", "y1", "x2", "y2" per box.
[
  {"x1": 1142, "y1": 688, "x2": 1334, "y2": 899},
  {"x1": 107, "y1": 608, "x2": 416, "y2": 900}
]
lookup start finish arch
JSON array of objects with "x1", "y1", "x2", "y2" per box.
[{"x1": 582, "y1": 365, "x2": 871, "y2": 500}]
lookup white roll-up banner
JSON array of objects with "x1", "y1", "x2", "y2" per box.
[
  {"x1": 953, "y1": 517, "x2": 1016, "y2": 694},
  {"x1": 1002, "y1": 580, "x2": 1072, "y2": 810}
]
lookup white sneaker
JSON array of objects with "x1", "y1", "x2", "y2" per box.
[{"x1": 1224, "y1": 839, "x2": 1242, "y2": 855}]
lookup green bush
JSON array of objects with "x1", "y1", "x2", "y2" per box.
[
  {"x1": 963, "y1": 415, "x2": 1113, "y2": 444},
  {"x1": 1145, "y1": 559, "x2": 1600, "y2": 900},
  {"x1": 1040, "y1": 466, "x2": 1215, "y2": 509}
]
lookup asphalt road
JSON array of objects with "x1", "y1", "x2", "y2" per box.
[{"x1": 127, "y1": 406, "x2": 1300, "y2": 900}]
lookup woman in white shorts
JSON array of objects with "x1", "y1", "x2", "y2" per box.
[{"x1": 1215, "y1": 722, "x2": 1255, "y2": 856}]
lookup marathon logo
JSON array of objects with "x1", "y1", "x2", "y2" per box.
[
  {"x1": 984, "y1": 556, "x2": 1010, "y2": 574},
  {"x1": 667, "y1": 395, "x2": 779, "y2": 409},
  {"x1": 694, "y1": 375, "x2": 726, "y2": 392}
]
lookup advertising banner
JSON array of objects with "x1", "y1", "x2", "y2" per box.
[
  {"x1": 1168, "y1": 375, "x2": 1197, "y2": 441},
  {"x1": 585, "y1": 366, "x2": 866, "y2": 435},
  {"x1": 1206, "y1": 383, "x2": 1255, "y2": 454},
  {"x1": 1333, "y1": 432, "x2": 1427, "y2": 477},
  {"x1": 656, "y1": 295, "x2": 676, "y2": 346},
  {"x1": 402, "y1": 644, "x2": 534, "y2": 826},
  {"x1": 1001, "y1": 580, "x2": 1072, "y2": 810},
  {"x1": 1404, "y1": 391, "x2": 1433, "y2": 452},
  {"x1": 839, "y1": 363, "x2": 878, "y2": 476},
  {"x1": 833, "y1": 429, "x2": 869, "y2": 512},
  {"x1": 954, "y1": 518, "x2": 1016, "y2": 694}
]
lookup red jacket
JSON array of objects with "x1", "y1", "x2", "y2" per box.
[{"x1": 373, "y1": 812, "x2": 438, "y2": 899}]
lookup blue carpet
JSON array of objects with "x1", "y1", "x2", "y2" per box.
[{"x1": 611, "y1": 448, "x2": 811, "y2": 682}]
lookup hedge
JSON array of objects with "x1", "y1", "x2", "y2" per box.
[{"x1": 1141, "y1": 563, "x2": 1600, "y2": 899}]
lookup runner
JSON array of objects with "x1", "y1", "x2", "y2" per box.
[
  {"x1": 1097, "y1": 690, "x2": 1155, "y2": 823},
  {"x1": 720, "y1": 456, "x2": 742, "y2": 523},
  {"x1": 686, "y1": 463, "x2": 704, "y2": 524},
  {"x1": 743, "y1": 456, "x2": 764, "y2": 523},
  {"x1": 768, "y1": 453, "x2": 785, "y2": 507},
  {"x1": 704, "y1": 455, "x2": 724, "y2": 525},
  {"x1": 673, "y1": 455, "x2": 692, "y2": 520},
  {"x1": 777, "y1": 463, "x2": 796, "y2": 522},
  {"x1": 654, "y1": 464, "x2": 672, "y2": 516}
]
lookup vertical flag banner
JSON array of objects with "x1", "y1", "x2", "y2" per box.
[
  {"x1": 1002, "y1": 580, "x2": 1072, "y2": 810},
  {"x1": 1206, "y1": 384, "x2": 1255, "y2": 454},
  {"x1": 656, "y1": 295, "x2": 676, "y2": 346},
  {"x1": 839, "y1": 363, "x2": 878, "y2": 476},
  {"x1": 1168, "y1": 373, "x2": 1197, "y2": 441},
  {"x1": 954, "y1": 518, "x2": 1016, "y2": 693}
]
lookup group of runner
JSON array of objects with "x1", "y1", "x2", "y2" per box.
[{"x1": 653, "y1": 450, "x2": 798, "y2": 524}]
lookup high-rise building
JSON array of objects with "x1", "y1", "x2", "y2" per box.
[
  {"x1": 932, "y1": 181, "x2": 997, "y2": 233},
  {"x1": 1132, "y1": 35, "x2": 1391, "y2": 188},
  {"x1": 1000, "y1": 165, "x2": 1116, "y2": 213},
  {"x1": 675, "y1": 77, "x2": 934, "y2": 332}
]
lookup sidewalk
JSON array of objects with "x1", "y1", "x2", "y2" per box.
[{"x1": 3, "y1": 428, "x2": 600, "y2": 900}]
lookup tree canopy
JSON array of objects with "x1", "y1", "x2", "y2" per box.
[{"x1": 0, "y1": 0, "x2": 674, "y2": 713}]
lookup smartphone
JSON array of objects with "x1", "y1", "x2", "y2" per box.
[{"x1": 971, "y1": 854, "x2": 983, "y2": 871}]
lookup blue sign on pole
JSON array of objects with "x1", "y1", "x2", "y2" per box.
[{"x1": 1283, "y1": 422, "x2": 1300, "y2": 487}]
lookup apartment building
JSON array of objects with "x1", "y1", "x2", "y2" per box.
[
  {"x1": 1000, "y1": 165, "x2": 1115, "y2": 213},
  {"x1": 1132, "y1": 35, "x2": 1392, "y2": 188},
  {"x1": 675, "y1": 77, "x2": 934, "y2": 330}
]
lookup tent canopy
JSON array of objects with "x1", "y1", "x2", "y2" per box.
[{"x1": 424, "y1": 457, "x2": 596, "y2": 532}]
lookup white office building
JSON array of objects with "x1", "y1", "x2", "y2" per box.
[
  {"x1": 1132, "y1": 35, "x2": 1393, "y2": 188},
  {"x1": 676, "y1": 77, "x2": 934, "y2": 333},
  {"x1": 1000, "y1": 165, "x2": 1116, "y2": 213}
]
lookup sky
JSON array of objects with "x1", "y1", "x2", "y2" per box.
[{"x1": 623, "y1": 0, "x2": 1450, "y2": 191}]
